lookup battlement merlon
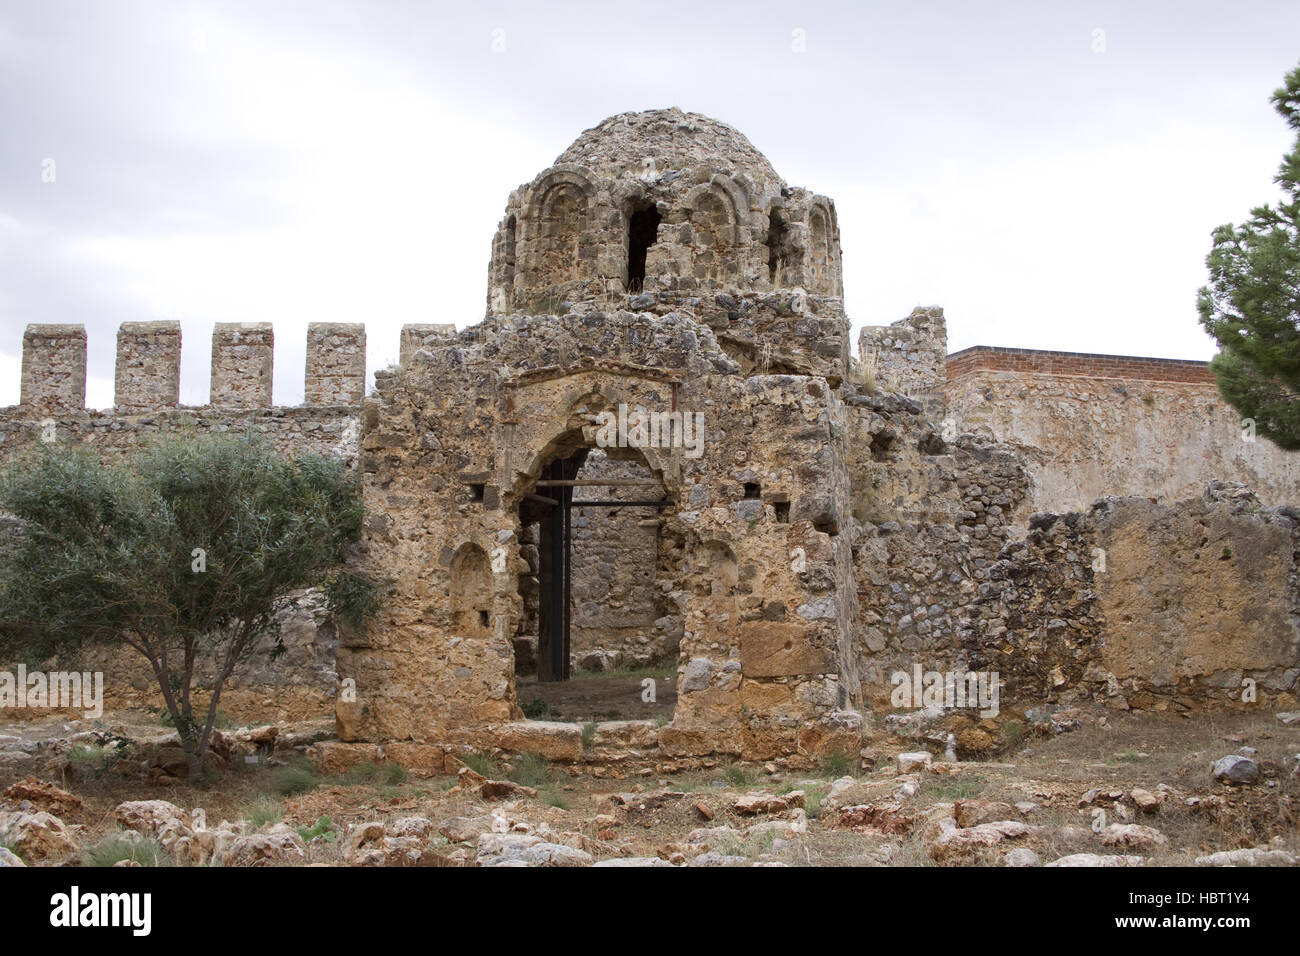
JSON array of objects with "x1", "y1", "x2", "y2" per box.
[
  {"x1": 305, "y1": 322, "x2": 366, "y2": 406},
  {"x1": 211, "y1": 322, "x2": 274, "y2": 408},
  {"x1": 116, "y1": 321, "x2": 181, "y2": 412},
  {"x1": 21, "y1": 324, "x2": 87, "y2": 412}
]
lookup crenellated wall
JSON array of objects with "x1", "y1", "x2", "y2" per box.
[
  {"x1": 8, "y1": 320, "x2": 367, "y2": 416},
  {"x1": 1, "y1": 320, "x2": 368, "y2": 468}
]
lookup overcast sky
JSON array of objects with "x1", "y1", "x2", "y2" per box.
[{"x1": 1, "y1": 0, "x2": 1298, "y2": 408}]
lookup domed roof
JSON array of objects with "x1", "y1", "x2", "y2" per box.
[{"x1": 553, "y1": 108, "x2": 782, "y2": 189}]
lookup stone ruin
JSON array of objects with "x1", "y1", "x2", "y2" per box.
[{"x1": 2, "y1": 108, "x2": 1298, "y2": 768}]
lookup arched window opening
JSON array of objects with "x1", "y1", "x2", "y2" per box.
[
  {"x1": 626, "y1": 203, "x2": 661, "y2": 293},
  {"x1": 765, "y1": 208, "x2": 792, "y2": 285}
]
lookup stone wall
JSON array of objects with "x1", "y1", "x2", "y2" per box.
[
  {"x1": 843, "y1": 389, "x2": 1031, "y2": 710},
  {"x1": 44, "y1": 589, "x2": 340, "y2": 723},
  {"x1": 945, "y1": 348, "x2": 1300, "y2": 515},
  {"x1": 569, "y1": 451, "x2": 674, "y2": 670},
  {"x1": 962, "y1": 483, "x2": 1300, "y2": 713},
  {"x1": 843, "y1": 380, "x2": 1300, "y2": 716}
]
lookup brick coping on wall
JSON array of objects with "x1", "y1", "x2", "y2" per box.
[{"x1": 946, "y1": 346, "x2": 1215, "y2": 385}]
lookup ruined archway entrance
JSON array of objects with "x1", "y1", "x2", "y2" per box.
[{"x1": 512, "y1": 432, "x2": 681, "y2": 723}]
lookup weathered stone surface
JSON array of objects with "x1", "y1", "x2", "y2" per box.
[
  {"x1": 953, "y1": 800, "x2": 1017, "y2": 829},
  {"x1": 897, "y1": 752, "x2": 932, "y2": 773},
  {"x1": 1129, "y1": 788, "x2": 1162, "y2": 813},
  {"x1": 3, "y1": 778, "x2": 82, "y2": 816},
  {"x1": 383, "y1": 743, "x2": 447, "y2": 778},
  {"x1": 739, "y1": 621, "x2": 833, "y2": 678},
  {"x1": 834, "y1": 803, "x2": 915, "y2": 835},
  {"x1": 733, "y1": 792, "x2": 803, "y2": 816},
  {"x1": 311, "y1": 742, "x2": 383, "y2": 774},
  {"x1": 495, "y1": 723, "x2": 583, "y2": 763},
  {"x1": 1100, "y1": 824, "x2": 1167, "y2": 851},
  {"x1": 0, "y1": 846, "x2": 25, "y2": 866},
  {"x1": 439, "y1": 815, "x2": 500, "y2": 844},
  {"x1": 475, "y1": 833, "x2": 593, "y2": 867},
  {"x1": 1002, "y1": 847, "x2": 1040, "y2": 867},
  {"x1": 113, "y1": 800, "x2": 191, "y2": 837},
  {"x1": 1196, "y1": 847, "x2": 1297, "y2": 867},
  {"x1": 1046, "y1": 853, "x2": 1147, "y2": 867},
  {"x1": 946, "y1": 351, "x2": 1299, "y2": 514},
  {"x1": 929, "y1": 820, "x2": 1034, "y2": 861},
  {"x1": 1212, "y1": 755, "x2": 1261, "y2": 785},
  {"x1": 479, "y1": 779, "x2": 538, "y2": 801},
  {"x1": 214, "y1": 824, "x2": 306, "y2": 867},
  {"x1": 0, "y1": 810, "x2": 78, "y2": 861}
]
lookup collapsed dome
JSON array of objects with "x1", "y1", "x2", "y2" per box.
[{"x1": 486, "y1": 108, "x2": 843, "y2": 315}]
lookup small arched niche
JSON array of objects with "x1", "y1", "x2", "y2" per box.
[
  {"x1": 808, "y1": 207, "x2": 832, "y2": 293},
  {"x1": 451, "y1": 543, "x2": 493, "y2": 636},
  {"x1": 537, "y1": 183, "x2": 588, "y2": 287},
  {"x1": 691, "y1": 190, "x2": 738, "y2": 282}
]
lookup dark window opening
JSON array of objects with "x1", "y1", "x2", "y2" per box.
[
  {"x1": 765, "y1": 208, "x2": 791, "y2": 284},
  {"x1": 469, "y1": 483, "x2": 485, "y2": 502},
  {"x1": 774, "y1": 502, "x2": 790, "y2": 523},
  {"x1": 626, "y1": 204, "x2": 661, "y2": 293},
  {"x1": 478, "y1": 609, "x2": 490, "y2": 628},
  {"x1": 743, "y1": 482, "x2": 761, "y2": 499}
]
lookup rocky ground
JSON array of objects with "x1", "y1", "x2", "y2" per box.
[{"x1": 0, "y1": 706, "x2": 1296, "y2": 868}]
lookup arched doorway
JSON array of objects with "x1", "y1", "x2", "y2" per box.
[{"x1": 512, "y1": 432, "x2": 681, "y2": 722}]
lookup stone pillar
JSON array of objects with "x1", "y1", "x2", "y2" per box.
[
  {"x1": 211, "y1": 322, "x2": 273, "y2": 407},
  {"x1": 399, "y1": 323, "x2": 456, "y2": 364},
  {"x1": 115, "y1": 321, "x2": 181, "y2": 412},
  {"x1": 21, "y1": 324, "x2": 86, "y2": 412},
  {"x1": 305, "y1": 323, "x2": 366, "y2": 406},
  {"x1": 857, "y1": 306, "x2": 948, "y2": 415}
]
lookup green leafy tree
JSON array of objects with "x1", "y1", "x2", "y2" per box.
[
  {"x1": 1198, "y1": 64, "x2": 1300, "y2": 450},
  {"x1": 0, "y1": 434, "x2": 379, "y2": 781}
]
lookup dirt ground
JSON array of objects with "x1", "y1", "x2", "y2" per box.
[
  {"x1": 1, "y1": 704, "x2": 1296, "y2": 867},
  {"x1": 516, "y1": 665, "x2": 676, "y2": 722}
]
